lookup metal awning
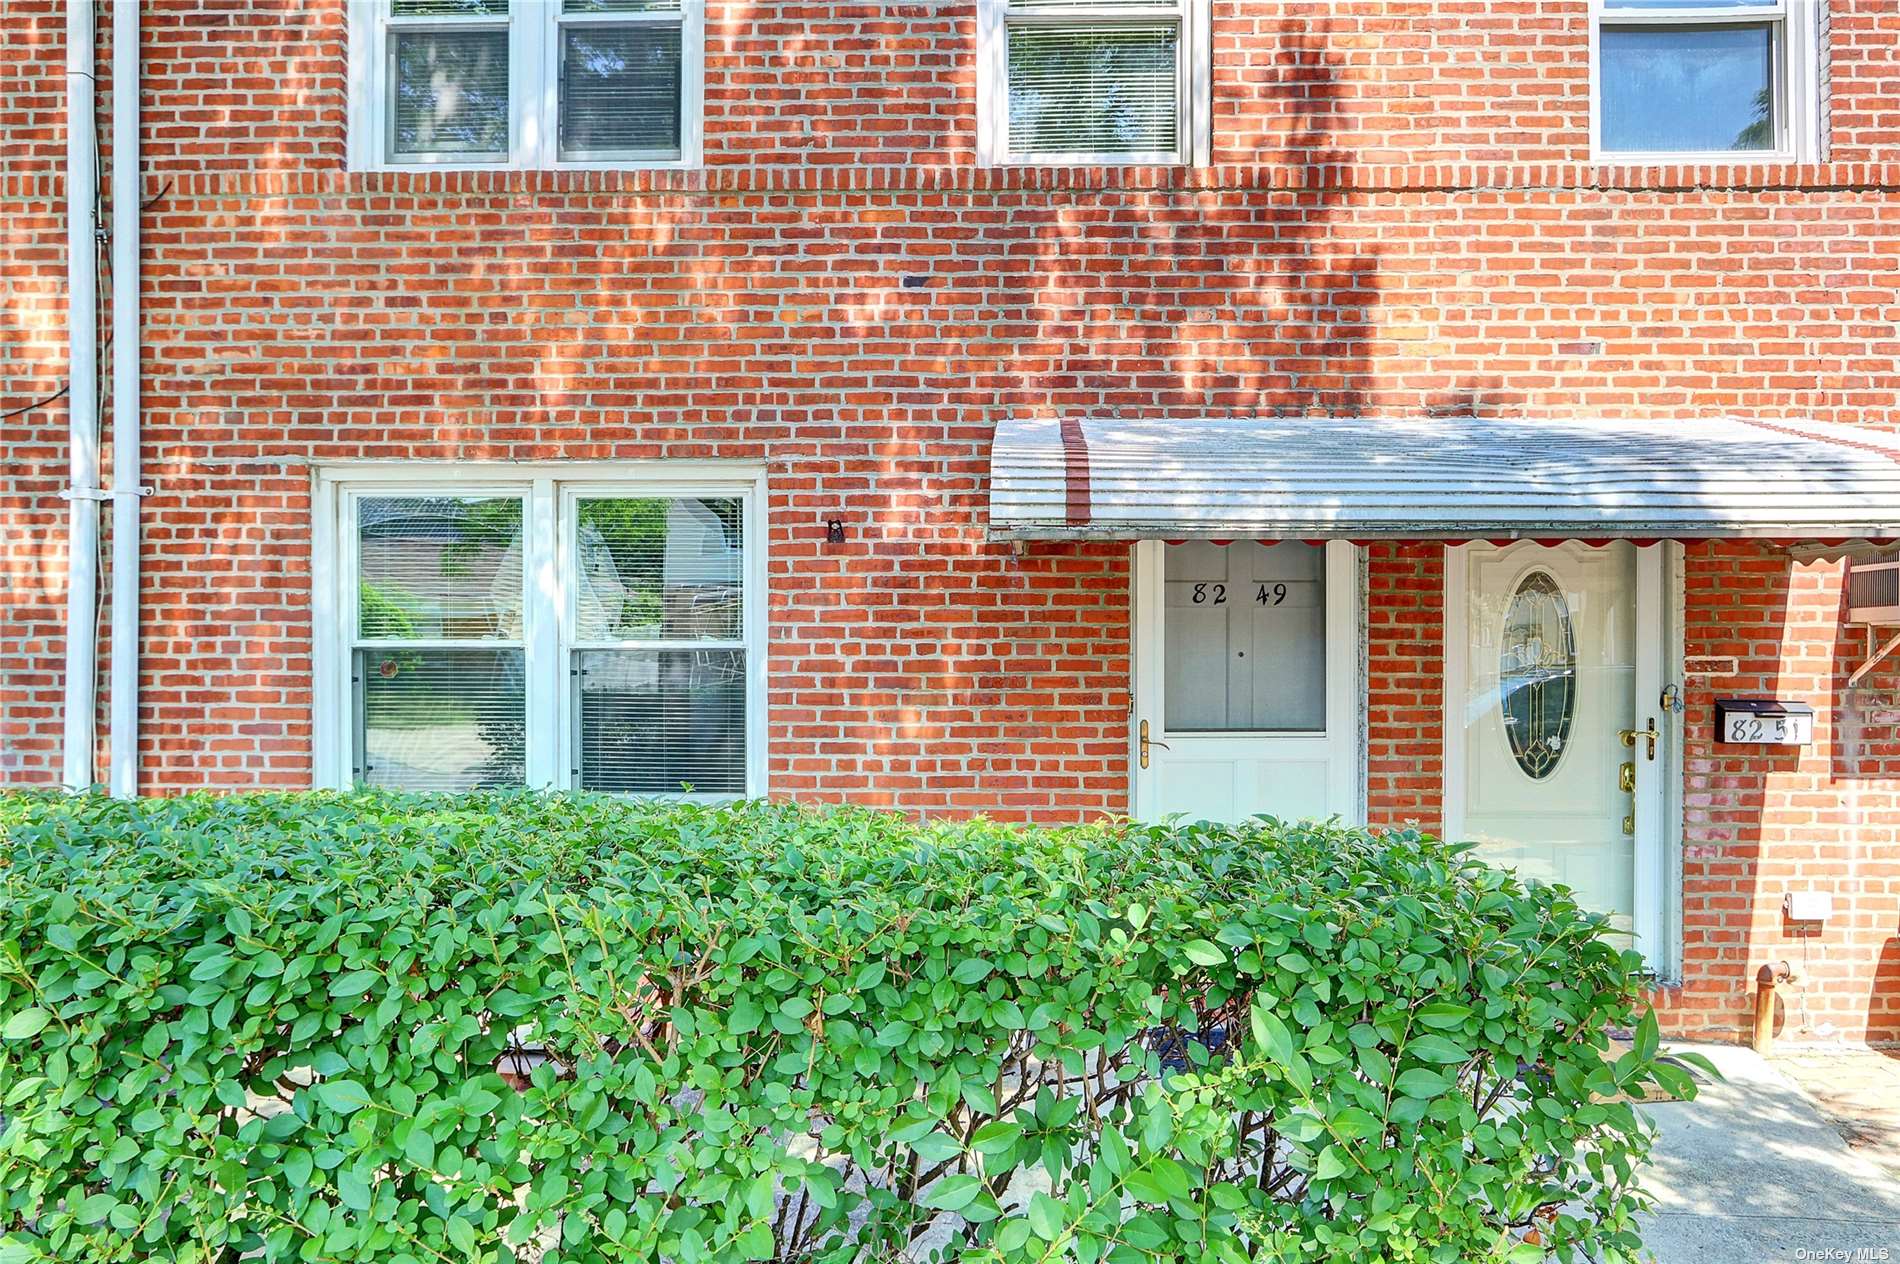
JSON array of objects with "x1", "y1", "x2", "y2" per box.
[{"x1": 987, "y1": 415, "x2": 1900, "y2": 542}]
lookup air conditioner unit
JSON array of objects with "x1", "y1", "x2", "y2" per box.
[{"x1": 1847, "y1": 557, "x2": 1900, "y2": 625}]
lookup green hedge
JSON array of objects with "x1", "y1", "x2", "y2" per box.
[{"x1": 0, "y1": 792, "x2": 1699, "y2": 1263}]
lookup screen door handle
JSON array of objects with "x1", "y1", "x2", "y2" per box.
[
  {"x1": 1620, "y1": 718, "x2": 1660, "y2": 761},
  {"x1": 1139, "y1": 720, "x2": 1170, "y2": 769}
]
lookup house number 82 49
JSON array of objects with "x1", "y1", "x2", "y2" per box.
[{"x1": 1190, "y1": 583, "x2": 1289, "y2": 606}]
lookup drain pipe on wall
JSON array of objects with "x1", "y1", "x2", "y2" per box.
[
  {"x1": 60, "y1": 0, "x2": 100, "y2": 792},
  {"x1": 108, "y1": 0, "x2": 142, "y2": 799}
]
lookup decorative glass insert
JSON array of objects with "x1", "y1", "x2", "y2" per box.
[{"x1": 1498, "y1": 572, "x2": 1576, "y2": 780}]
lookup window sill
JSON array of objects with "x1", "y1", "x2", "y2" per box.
[{"x1": 1589, "y1": 150, "x2": 1806, "y2": 166}]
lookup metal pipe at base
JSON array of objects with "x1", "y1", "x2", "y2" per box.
[{"x1": 1753, "y1": 960, "x2": 1793, "y2": 1055}]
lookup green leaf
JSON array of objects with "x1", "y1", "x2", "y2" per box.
[
  {"x1": 313, "y1": 1079, "x2": 372, "y2": 1115},
  {"x1": 445, "y1": 1214, "x2": 477, "y2": 1255},
  {"x1": 1313, "y1": 1146, "x2": 1349, "y2": 1181},
  {"x1": 952, "y1": 957, "x2": 994, "y2": 984},
  {"x1": 1027, "y1": 1190, "x2": 1066, "y2": 1239},
  {"x1": 910, "y1": 1130, "x2": 962, "y2": 1163},
  {"x1": 328, "y1": 969, "x2": 381, "y2": 999},
  {"x1": 1251, "y1": 1003, "x2": 1294, "y2": 1065},
  {"x1": 2, "y1": 1009, "x2": 50, "y2": 1040},
  {"x1": 1182, "y1": 939, "x2": 1225, "y2": 967},
  {"x1": 337, "y1": 1168, "x2": 372, "y2": 1212},
  {"x1": 1405, "y1": 1034, "x2": 1469, "y2": 1065},
  {"x1": 921, "y1": 1173, "x2": 983, "y2": 1212},
  {"x1": 1394, "y1": 1068, "x2": 1452, "y2": 1099}
]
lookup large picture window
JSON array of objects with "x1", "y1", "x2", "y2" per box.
[
  {"x1": 348, "y1": 0, "x2": 705, "y2": 170},
  {"x1": 976, "y1": 0, "x2": 1211, "y2": 166},
  {"x1": 1589, "y1": 0, "x2": 1821, "y2": 160},
  {"x1": 318, "y1": 468, "x2": 765, "y2": 797}
]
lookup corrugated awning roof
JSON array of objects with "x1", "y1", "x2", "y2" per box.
[{"x1": 987, "y1": 415, "x2": 1900, "y2": 542}]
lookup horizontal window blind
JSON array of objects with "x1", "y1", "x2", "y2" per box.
[
  {"x1": 1006, "y1": 22, "x2": 1179, "y2": 157},
  {"x1": 338, "y1": 481, "x2": 756, "y2": 797},
  {"x1": 392, "y1": 0, "x2": 508, "y2": 14},
  {"x1": 560, "y1": 22, "x2": 685, "y2": 158},
  {"x1": 390, "y1": 26, "x2": 510, "y2": 158},
  {"x1": 356, "y1": 496, "x2": 524, "y2": 640},
  {"x1": 574, "y1": 649, "x2": 747, "y2": 794},
  {"x1": 354, "y1": 647, "x2": 527, "y2": 791}
]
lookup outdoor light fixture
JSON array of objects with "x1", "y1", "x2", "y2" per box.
[{"x1": 826, "y1": 518, "x2": 846, "y2": 544}]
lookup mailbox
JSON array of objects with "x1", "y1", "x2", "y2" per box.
[{"x1": 1714, "y1": 699, "x2": 1815, "y2": 747}]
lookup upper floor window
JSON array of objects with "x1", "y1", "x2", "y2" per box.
[
  {"x1": 1590, "y1": 0, "x2": 1821, "y2": 161},
  {"x1": 346, "y1": 0, "x2": 705, "y2": 170},
  {"x1": 976, "y1": 0, "x2": 1211, "y2": 167}
]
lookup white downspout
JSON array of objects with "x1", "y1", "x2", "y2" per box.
[
  {"x1": 108, "y1": 0, "x2": 142, "y2": 799},
  {"x1": 61, "y1": 0, "x2": 99, "y2": 792}
]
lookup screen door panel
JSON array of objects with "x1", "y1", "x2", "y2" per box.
[{"x1": 1163, "y1": 541, "x2": 1326, "y2": 732}]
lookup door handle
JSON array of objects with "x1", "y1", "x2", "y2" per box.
[
  {"x1": 1139, "y1": 719, "x2": 1170, "y2": 769},
  {"x1": 1619, "y1": 718, "x2": 1660, "y2": 761}
]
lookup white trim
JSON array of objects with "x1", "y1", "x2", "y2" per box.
[
  {"x1": 1130, "y1": 540, "x2": 1362, "y2": 823},
  {"x1": 346, "y1": 0, "x2": 705, "y2": 173},
  {"x1": 310, "y1": 462, "x2": 768, "y2": 797},
  {"x1": 1441, "y1": 542, "x2": 1678, "y2": 970},
  {"x1": 975, "y1": 0, "x2": 1212, "y2": 168},
  {"x1": 1587, "y1": 0, "x2": 1822, "y2": 164}
]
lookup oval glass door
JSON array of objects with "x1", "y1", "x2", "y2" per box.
[{"x1": 1459, "y1": 544, "x2": 1637, "y2": 935}]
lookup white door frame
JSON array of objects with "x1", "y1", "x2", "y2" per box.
[
  {"x1": 1442, "y1": 541, "x2": 1680, "y2": 969},
  {"x1": 1131, "y1": 539, "x2": 1363, "y2": 823}
]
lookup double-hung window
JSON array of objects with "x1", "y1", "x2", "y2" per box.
[
  {"x1": 1590, "y1": 0, "x2": 1821, "y2": 161},
  {"x1": 317, "y1": 468, "x2": 765, "y2": 798},
  {"x1": 347, "y1": 1, "x2": 705, "y2": 170},
  {"x1": 976, "y1": 0, "x2": 1212, "y2": 166}
]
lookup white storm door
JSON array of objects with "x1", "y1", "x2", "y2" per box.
[
  {"x1": 1132, "y1": 540, "x2": 1360, "y2": 824},
  {"x1": 1446, "y1": 541, "x2": 1668, "y2": 961}
]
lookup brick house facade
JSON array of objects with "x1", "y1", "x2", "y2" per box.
[{"x1": 3, "y1": 0, "x2": 1899, "y2": 1045}]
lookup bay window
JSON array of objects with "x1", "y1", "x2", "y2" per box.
[
  {"x1": 315, "y1": 467, "x2": 765, "y2": 797},
  {"x1": 1590, "y1": 0, "x2": 1821, "y2": 160},
  {"x1": 348, "y1": 0, "x2": 705, "y2": 169},
  {"x1": 976, "y1": 0, "x2": 1212, "y2": 167}
]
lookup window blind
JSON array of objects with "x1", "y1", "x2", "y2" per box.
[
  {"x1": 1006, "y1": 22, "x2": 1180, "y2": 157},
  {"x1": 355, "y1": 648, "x2": 527, "y2": 791},
  {"x1": 560, "y1": 23, "x2": 685, "y2": 158},
  {"x1": 390, "y1": 25, "x2": 510, "y2": 158},
  {"x1": 570, "y1": 496, "x2": 747, "y2": 794}
]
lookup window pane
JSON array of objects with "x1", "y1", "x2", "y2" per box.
[
  {"x1": 1599, "y1": 23, "x2": 1777, "y2": 153},
  {"x1": 391, "y1": 27, "x2": 510, "y2": 158},
  {"x1": 355, "y1": 648, "x2": 526, "y2": 790},
  {"x1": 575, "y1": 649, "x2": 746, "y2": 793},
  {"x1": 392, "y1": 0, "x2": 507, "y2": 14},
  {"x1": 1007, "y1": 23, "x2": 1179, "y2": 157},
  {"x1": 357, "y1": 496, "x2": 523, "y2": 640},
  {"x1": 560, "y1": 22, "x2": 684, "y2": 157},
  {"x1": 573, "y1": 497, "x2": 742, "y2": 642},
  {"x1": 564, "y1": 0, "x2": 679, "y2": 10},
  {"x1": 1163, "y1": 542, "x2": 1326, "y2": 733},
  {"x1": 1602, "y1": 0, "x2": 1777, "y2": 8}
]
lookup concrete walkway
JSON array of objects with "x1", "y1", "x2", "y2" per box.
[{"x1": 1640, "y1": 1044, "x2": 1900, "y2": 1263}]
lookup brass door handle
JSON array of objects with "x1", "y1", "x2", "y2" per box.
[
  {"x1": 1139, "y1": 719, "x2": 1170, "y2": 769},
  {"x1": 1619, "y1": 718, "x2": 1660, "y2": 761},
  {"x1": 1618, "y1": 760, "x2": 1636, "y2": 793}
]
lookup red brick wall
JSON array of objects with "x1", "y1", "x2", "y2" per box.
[{"x1": 3, "y1": 1, "x2": 1898, "y2": 1040}]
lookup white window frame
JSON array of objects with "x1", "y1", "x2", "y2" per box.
[
  {"x1": 975, "y1": 0, "x2": 1213, "y2": 168},
  {"x1": 346, "y1": 0, "x2": 706, "y2": 172},
  {"x1": 1587, "y1": 0, "x2": 1821, "y2": 164},
  {"x1": 312, "y1": 462, "x2": 768, "y2": 798}
]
